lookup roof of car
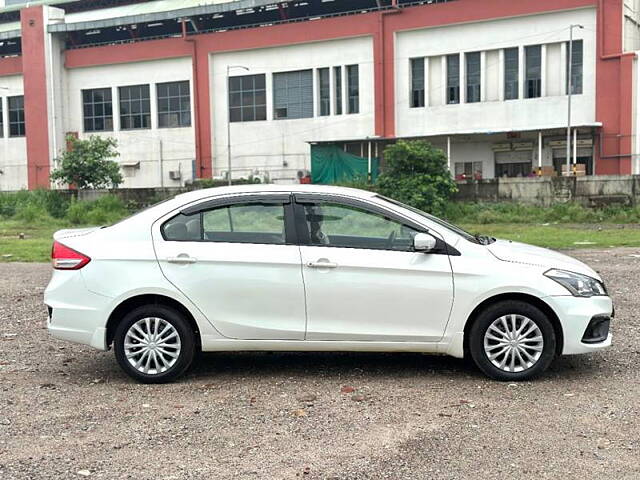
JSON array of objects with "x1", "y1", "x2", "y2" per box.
[{"x1": 174, "y1": 184, "x2": 377, "y2": 203}]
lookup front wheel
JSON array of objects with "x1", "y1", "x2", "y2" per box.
[
  {"x1": 113, "y1": 305, "x2": 196, "y2": 383},
  {"x1": 469, "y1": 300, "x2": 556, "y2": 381}
]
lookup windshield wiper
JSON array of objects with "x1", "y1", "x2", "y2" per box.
[{"x1": 475, "y1": 234, "x2": 496, "y2": 245}]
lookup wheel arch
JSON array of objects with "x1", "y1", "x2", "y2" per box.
[
  {"x1": 462, "y1": 293, "x2": 564, "y2": 358},
  {"x1": 106, "y1": 294, "x2": 202, "y2": 350}
]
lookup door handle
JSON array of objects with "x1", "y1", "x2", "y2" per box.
[
  {"x1": 167, "y1": 255, "x2": 197, "y2": 264},
  {"x1": 306, "y1": 261, "x2": 338, "y2": 269}
]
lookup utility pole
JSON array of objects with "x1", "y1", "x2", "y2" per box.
[{"x1": 566, "y1": 24, "x2": 583, "y2": 176}]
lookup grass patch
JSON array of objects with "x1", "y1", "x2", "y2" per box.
[{"x1": 461, "y1": 224, "x2": 640, "y2": 250}]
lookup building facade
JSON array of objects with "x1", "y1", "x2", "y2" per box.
[{"x1": 0, "y1": 0, "x2": 638, "y2": 190}]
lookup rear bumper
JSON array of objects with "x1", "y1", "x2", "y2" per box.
[
  {"x1": 545, "y1": 295, "x2": 613, "y2": 355},
  {"x1": 44, "y1": 270, "x2": 111, "y2": 351}
]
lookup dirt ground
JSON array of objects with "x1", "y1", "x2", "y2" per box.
[{"x1": 1, "y1": 248, "x2": 639, "y2": 479}]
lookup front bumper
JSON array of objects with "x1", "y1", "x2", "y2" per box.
[{"x1": 545, "y1": 295, "x2": 613, "y2": 355}]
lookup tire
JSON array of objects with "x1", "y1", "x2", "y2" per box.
[
  {"x1": 113, "y1": 305, "x2": 196, "y2": 384},
  {"x1": 468, "y1": 300, "x2": 556, "y2": 381}
]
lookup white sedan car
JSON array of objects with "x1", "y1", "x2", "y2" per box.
[{"x1": 45, "y1": 185, "x2": 612, "y2": 383}]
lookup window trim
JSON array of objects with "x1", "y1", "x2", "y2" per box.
[
  {"x1": 162, "y1": 193, "x2": 297, "y2": 245},
  {"x1": 292, "y1": 193, "x2": 455, "y2": 255},
  {"x1": 82, "y1": 87, "x2": 114, "y2": 133},
  {"x1": 118, "y1": 84, "x2": 151, "y2": 130},
  {"x1": 156, "y1": 80, "x2": 192, "y2": 129}
]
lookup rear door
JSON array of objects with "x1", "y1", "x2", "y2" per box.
[
  {"x1": 294, "y1": 194, "x2": 454, "y2": 342},
  {"x1": 153, "y1": 193, "x2": 307, "y2": 340}
]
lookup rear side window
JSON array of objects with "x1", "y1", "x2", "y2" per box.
[
  {"x1": 161, "y1": 203, "x2": 286, "y2": 245},
  {"x1": 162, "y1": 213, "x2": 202, "y2": 241},
  {"x1": 203, "y1": 204, "x2": 285, "y2": 244}
]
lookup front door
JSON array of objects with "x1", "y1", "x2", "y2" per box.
[
  {"x1": 153, "y1": 194, "x2": 306, "y2": 340},
  {"x1": 294, "y1": 195, "x2": 454, "y2": 342}
]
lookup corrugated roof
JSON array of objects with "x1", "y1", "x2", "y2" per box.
[{"x1": 48, "y1": 0, "x2": 279, "y2": 33}]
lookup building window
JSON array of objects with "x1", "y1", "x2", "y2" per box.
[
  {"x1": 318, "y1": 68, "x2": 330, "y2": 116},
  {"x1": 347, "y1": 64, "x2": 359, "y2": 114},
  {"x1": 273, "y1": 70, "x2": 313, "y2": 120},
  {"x1": 82, "y1": 88, "x2": 113, "y2": 132},
  {"x1": 157, "y1": 81, "x2": 191, "y2": 128},
  {"x1": 229, "y1": 74, "x2": 266, "y2": 123},
  {"x1": 334, "y1": 66, "x2": 343, "y2": 115},
  {"x1": 466, "y1": 52, "x2": 481, "y2": 103},
  {"x1": 446, "y1": 54, "x2": 460, "y2": 104},
  {"x1": 8, "y1": 95, "x2": 25, "y2": 137},
  {"x1": 455, "y1": 161, "x2": 483, "y2": 180},
  {"x1": 0, "y1": 99, "x2": 3, "y2": 138},
  {"x1": 525, "y1": 45, "x2": 542, "y2": 99},
  {"x1": 567, "y1": 39, "x2": 583, "y2": 95},
  {"x1": 119, "y1": 84, "x2": 151, "y2": 130},
  {"x1": 504, "y1": 48, "x2": 519, "y2": 100},
  {"x1": 410, "y1": 57, "x2": 425, "y2": 108}
]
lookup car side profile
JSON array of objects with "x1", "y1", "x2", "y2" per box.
[{"x1": 45, "y1": 185, "x2": 613, "y2": 383}]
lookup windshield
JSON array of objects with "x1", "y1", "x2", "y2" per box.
[{"x1": 376, "y1": 195, "x2": 486, "y2": 244}]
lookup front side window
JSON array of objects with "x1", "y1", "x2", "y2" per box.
[
  {"x1": 82, "y1": 88, "x2": 113, "y2": 132},
  {"x1": 410, "y1": 57, "x2": 425, "y2": 108},
  {"x1": 300, "y1": 202, "x2": 418, "y2": 251},
  {"x1": 157, "y1": 81, "x2": 191, "y2": 128},
  {"x1": 567, "y1": 39, "x2": 583, "y2": 95},
  {"x1": 504, "y1": 47, "x2": 519, "y2": 100},
  {"x1": 119, "y1": 84, "x2": 151, "y2": 130},
  {"x1": 347, "y1": 65, "x2": 360, "y2": 114},
  {"x1": 162, "y1": 202, "x2": 286, "y2": 245},
  {"x1": 446, "y1": 54, "x2": 460, "y2": 104},
  {"x1": 8, "y1": 95, "x2": 25, "y2": 137},
  {"x1": 466, "y1": 52, "x2": 481, "y2": 103},
  {"x1": 273, "y1": 70, "x2": 313, "y2": 120},
  {"x1": 525, "y1": 45, "x2": 542, "y2": 99},
  {"x1": 318, "y1": 68, "x2": 330, "y2": 116},
  {"x1": 229, "y1": 74, "x2": 266, "y2": 123}
]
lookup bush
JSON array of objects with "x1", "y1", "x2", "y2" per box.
[
  {"x1": 376, "y1": 140, "x2": 457, "y2": 217},
  {"x1": 65, "y1": 195, "x2": 129, "y2": 226}
]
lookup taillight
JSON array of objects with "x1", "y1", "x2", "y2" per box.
[{"x1": 51, "y1": 241, "x2": 91, "y2": 270}]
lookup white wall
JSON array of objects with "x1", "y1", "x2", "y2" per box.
[
  {"x1": 65, "y1": 57, "x2": 195, "y2": 188},
  {"x1": 395, "y1": 8, "x2": 598, "y2": 137},
  {"x1": 0, "y1": 74, "x2": 26, "y2": 191},
  {"x1": 210, "y1": 36, "x2": 375, "y2": 183}
]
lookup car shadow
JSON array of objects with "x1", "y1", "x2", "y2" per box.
[{"x1": 57, "y1": 349, "x2": 613, "y2": 385}]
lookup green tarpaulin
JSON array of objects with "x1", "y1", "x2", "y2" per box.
[{"x1": 311, "y1": 144, "x2": 379, "y2": 184}]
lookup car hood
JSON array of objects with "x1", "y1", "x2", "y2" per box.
[{"x1": 487, "y1": 239, "x2": 601, "y2": 280}]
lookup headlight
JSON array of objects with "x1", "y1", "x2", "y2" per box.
[{"x1": 544, "y1": 269, "x2": 607, "y2": 297}]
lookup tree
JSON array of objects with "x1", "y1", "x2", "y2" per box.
[
  {"x1": 377, "y1": 140, "x2": 457, "y2": 217},
  {"x1": 51, "y1": 135, "x2": 123, "y2": 189}
]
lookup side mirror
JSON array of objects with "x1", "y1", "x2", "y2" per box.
[{"x1": 413, "y1": 233, "x2": 437, "y2": 252}]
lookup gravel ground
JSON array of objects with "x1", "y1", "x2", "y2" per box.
[{"x1": 1, "y1": 248, "x2": 639, "y2": 479}]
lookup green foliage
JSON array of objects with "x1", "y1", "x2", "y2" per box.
[
  {"x1": 65, "y1": 195, "x2": 129, "y2": 226},
  {"x1": 0, "y1": 189, "x2": 71, "y2": 220},
  {"x1": 50, "y1": 135, "x2": 123, "y2": 189},
  {"x1": 376, "y1": 140, "x2": 458, "y2": 217},
  {"x1": 334, "y1": 175, "x2": 378, "y2": 192}
]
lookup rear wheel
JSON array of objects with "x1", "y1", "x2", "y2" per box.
[
  {"x1": 469, "y1": 300, "x2": 556, "y2": 381},
  {"x1": 114, "y1": 305, "x2": 195, "y2": 383}
]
